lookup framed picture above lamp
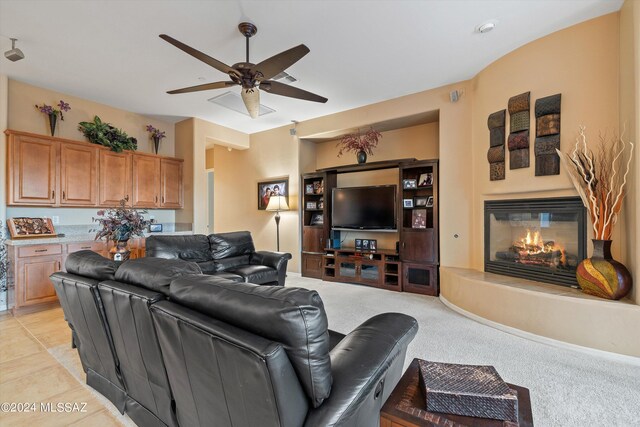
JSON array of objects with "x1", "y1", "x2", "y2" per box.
[{"x1": 258, "y1": 178, "x2": 289, "y2": 210}]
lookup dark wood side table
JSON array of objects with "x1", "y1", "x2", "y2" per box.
[{"x1": 381, "y1": 359, "x2": 534, "y2": 427}]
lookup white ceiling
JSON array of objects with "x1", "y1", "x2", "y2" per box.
[{"x1": 0, "y1": 0, "x2": 623, "y2": 135}]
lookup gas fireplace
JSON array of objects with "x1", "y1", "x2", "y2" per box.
[{"x1": 484, "y1": 197, "x2": 586, "y2": 287}]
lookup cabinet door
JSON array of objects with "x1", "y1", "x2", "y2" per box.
[
  {"x1": 402, "y1": 263, "x2": 438, "y2": 296},
  {"x1": 400, "y1": 229, "x2": 436, "y2": 263},
  {"x1": 302, "y1": 227, "x2": 325, "y2": 253},
  {"x1": 17, "y1": 256, "x2": 62, "y2": 307},
  {"x1": 132, "y1": 155, "x2": 160, "y2": 208},
  {"x1": 60, "y1": 143, "x2": 98, "y2": 206},
  {"x1": 160, "y1": 158, "x2": 183, "y2": 208},
  {"x1": 359, "y1": 260, "x2": 382, "y2": 286},
  {"x1": 99, "y1": 151, "x2": 132, "y2": 206},
  {"x1": 301, "y1": 254, "x2": 323, "y2": 279},
  {"x1": 9, "y1": 135, "x2": 57, "y2": 205}
]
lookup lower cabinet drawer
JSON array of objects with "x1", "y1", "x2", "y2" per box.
[
  {"x1": 67, "y1": 242, "x2": 106, "y2": 253},
  {"x1": 18, "y1": 244, "x2": 62, "y2": 258}
]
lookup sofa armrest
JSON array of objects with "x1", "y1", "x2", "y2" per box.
[
  {"x1": 251, "y1": 251, "x2": 292, "y2": 286},
  {"x1": 304, "y1": 313, "x2": 418, "y2": 427}
]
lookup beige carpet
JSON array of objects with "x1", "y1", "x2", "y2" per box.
[{"x1": 287, "y1": 275, "x2": 640, "y2": 427}]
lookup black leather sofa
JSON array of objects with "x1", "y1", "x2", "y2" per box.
[
  {"x1": 50, "y1": 251, "x2": 418, "y2": 427},
  {"x1": 146, "y1": 231, "x2": 291, "y2": 286}
]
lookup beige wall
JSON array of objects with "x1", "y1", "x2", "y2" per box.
[
  {"x1": 5, "y1": 79, "x2": 178, "y2": 225},
  {"x1": 313, "y1": 122, "x2": 439, "y2": 170},
  {"x1": 619, "y1": 0, "x2": 640, "y2": 304},
  {"x1": 470, "y1": 13, "x2": 623, "y2": 268},
  {"x1": 213, "y1": 126, "x2": 300, "y2": 268},
  {"x1": 174, "y1": 118, "x2": 195, "y2": 229},
  {"x1": 8, "y1": 79, "x2": 175, "y2": 156},
  {"x1": 205, "y1": 148, "x2": 215, "y2": 170},
  {"x1": 0, "y1": 74, "x2": 7, "y2": 223}
]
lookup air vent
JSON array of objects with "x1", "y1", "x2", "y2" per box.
[
  {"x1": 208, "y1": 91, "x2": 275, "y2": 117},
  {"x1": 272, "y1": 71, "x2": 297, "y2": 84}
]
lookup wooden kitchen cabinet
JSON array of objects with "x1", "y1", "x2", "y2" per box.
[
  {"x1": 8, "y1": 133, "x2": 57, "y2": 205},
  {"x1": 132, "y1": 154, "x2": 161, "y2": 208},
  {"x1": 99, "y1": 150, "x2": 132, "y2": 206},
  {"x1": 60, "y1": 142, "x2": 99, "y2": 206},
  {"x1": 5, "y1": 130, "x2": 183, "y2": 209},
  {"x1": 160, "y1": 158, "x2": 183, "y2": 208}
]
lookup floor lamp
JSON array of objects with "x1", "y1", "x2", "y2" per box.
[{"x1": 266, "y1": 196, "x2": 289, "y2": 251}]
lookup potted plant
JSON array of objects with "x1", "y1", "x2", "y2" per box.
[
  {"x1": 146, "y1": 125, "x2": 166, "y2": 154},
  {"x1": 35, "y1": 100, "x2": 71, "y2": 136},
  {"x1": 556, "y1": 126, "x2": 634, "y2": 299},
  {"x1": 78, "y1": 116, "x2": 138, "y2": 152},
  {"x1": 337, "y1": 127, "x2": 383, "y2": 164},
  {"x1": 93, "y1": 200, "x2": 149, "y2": 261}
]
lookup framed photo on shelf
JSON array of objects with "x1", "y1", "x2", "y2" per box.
[
  {"x1": 318, "y1": 198, "x2": 324, "y2": 209},
  {"x1": 368, "y1": 239, "x2": 377, "y2": 251},
  {"x1": 306, "y1": 201, "x2": 317, "y2": 210},
  {"x1": 414, "y1": 197, "x2": 427, "y2": 207},
  {"x1": 355, "y1": 239, "x2": 363, "y2": 250},
  {"x1": 7, "y1": 217, "x2": 57, "y2": 239},
  {"x1": 362, "y1": 239, "x2": 370, "y2": 250},
  {"x1": 313, "y1": 181, "x2": 323, "y2": 194},
  {"x1": 305, "y1": 184, "x2": 314, "y2": 194},
  {"x1": 310, "y1": 213, "x2": 323, "y2": 225},
  {"x1": 403, "y1": 179, "x2": 417, "y2": 189},
  {"x1": 412, "y1": 209, "x2": 427, "y2": 229},
  {"x1": 258, "y1": 178, "x2": 289, "y2": 210},
  {"x1": 426, "y1": 196, "x2": 434, "y2": 207},
  {"x1": 403, "y1": 199, "x2": 414, "y2": 208},
  {"x1": 418, "y1": 172, "x2": 433, "y2": 187}
]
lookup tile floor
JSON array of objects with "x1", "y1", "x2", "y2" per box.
[{"x1": 0, "y1": 307, "x2": 123, "y2": 426}]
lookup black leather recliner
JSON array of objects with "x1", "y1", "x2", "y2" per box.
[
  {"x1": 50, "y1": 251, "x2": 418, "y2": 427},
  {"x1": 146, "y1": 231, "x2": 292, "y2": 286}
]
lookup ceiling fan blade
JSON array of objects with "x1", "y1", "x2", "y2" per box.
[
  {"x1": 260, "y1": 80, "x2": 327, "y2": 103},
  {"x1": 159, "y1": 34, "x2": 240, "y2": 77},
  {"x1": 251, "y1": 44, "x2": 310, "y2": 81},
  {"x1": 167, "y1": 81, "x2": 238, "y2": 94}
]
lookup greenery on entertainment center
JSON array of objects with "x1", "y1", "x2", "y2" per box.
[{"x1": 78, "y1": 115, "x2": 138, "y2": 152}]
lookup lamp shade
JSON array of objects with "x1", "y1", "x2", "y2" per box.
[
  {"x1": 241, "y1": 88, "x2": 260, "y2": 119},
  {"x1": 266, "y1": 196, "x2": 289, "y2": 211}
]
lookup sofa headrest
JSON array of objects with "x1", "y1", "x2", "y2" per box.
[
  {"x1": 66, "y1": 250, "x2": 119, "y2": 281},
  {"x1": 209, "y1": 231, "x2": 255, "y2": 260},
  {"x1": 115, "y1": 258, "x2": 202, "y2": 295},
  {"x1": 145, "y1": 235, "x2": 212, "y2": 263},
  {"x1": 169, "y1": 275, "x2": 332, "y2": 408}
]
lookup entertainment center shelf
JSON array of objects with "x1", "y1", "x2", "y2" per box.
[{"x1": 301, "y1": 158, "x2": 440, "y2": 296}]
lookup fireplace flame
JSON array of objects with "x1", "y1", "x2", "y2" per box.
[{"x1": 515, "y1": 229, "x2": 566, "y2": 266}]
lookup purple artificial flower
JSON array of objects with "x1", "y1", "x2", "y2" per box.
[{"x1": 58, "y1": 100, "x2": 71, "y2": 112}]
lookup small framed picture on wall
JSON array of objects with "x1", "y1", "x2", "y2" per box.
[
  {"x1": 258, "y1": 178, "x2": 289, "y2": 210},
  {"x1": 403, "y1": 199, "x2": 414, "y2": 208}
]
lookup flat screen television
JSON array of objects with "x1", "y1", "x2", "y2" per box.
[{"x1": 332, "y1": 185, "x2": 397, "y2": 230}]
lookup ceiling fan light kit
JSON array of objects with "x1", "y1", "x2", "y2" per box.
[{"x1": 161, "y1": 22, "x2": 327, "y2": 119}]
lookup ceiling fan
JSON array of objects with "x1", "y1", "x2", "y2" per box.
[{"x1": 160, "y1": 22, "x2": 328, "y2": 118}]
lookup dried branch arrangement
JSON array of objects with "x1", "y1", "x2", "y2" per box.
[
  {"x1": 556, "y1": 126, "x2": 634, "y2": 240},
  {"x1": 337, "y1": 127, "x2": 383, "y2": 157}
]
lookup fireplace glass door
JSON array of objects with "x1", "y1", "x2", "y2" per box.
[{"x1": 485, "y1": 197, "x2": 586, "y2": 287}]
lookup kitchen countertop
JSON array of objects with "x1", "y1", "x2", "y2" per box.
[{"x1": 5, "y1": 231, "x2": 193, "y2": 246}]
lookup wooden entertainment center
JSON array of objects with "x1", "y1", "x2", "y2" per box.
[{"x1": 301, "y1": 158, "x2": 440, "y2": 295}]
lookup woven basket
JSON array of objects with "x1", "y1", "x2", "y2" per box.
[
  {"x1": 535, "y1": 93, "x2": 562, "y2": 116},
  {"x1": 537, "y1": 114, "x2": 560, "y2": 136},
  {"x1": 418, "y1": 360, "x2": 518, "y2": 422},
  {"x1": 490, "y1": 127, "x2": 505, "y2": 147},
  {"x1": 508, "y1": 92, "x2": 530, "y2": 114},
  {"x1": 510, "y1": 111, "x2": 530, "y2": 133},
  {"x1": 487, "y1": 110, "x2": 506, "y2": 130}
]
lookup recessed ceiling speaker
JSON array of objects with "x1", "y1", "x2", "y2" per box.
[
  {"x1": 4, "y1": 38, "x2": 25, "y2": 62},
  {"x1": 449, "y1": 90, "x2": 460, "y2": 103}
]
